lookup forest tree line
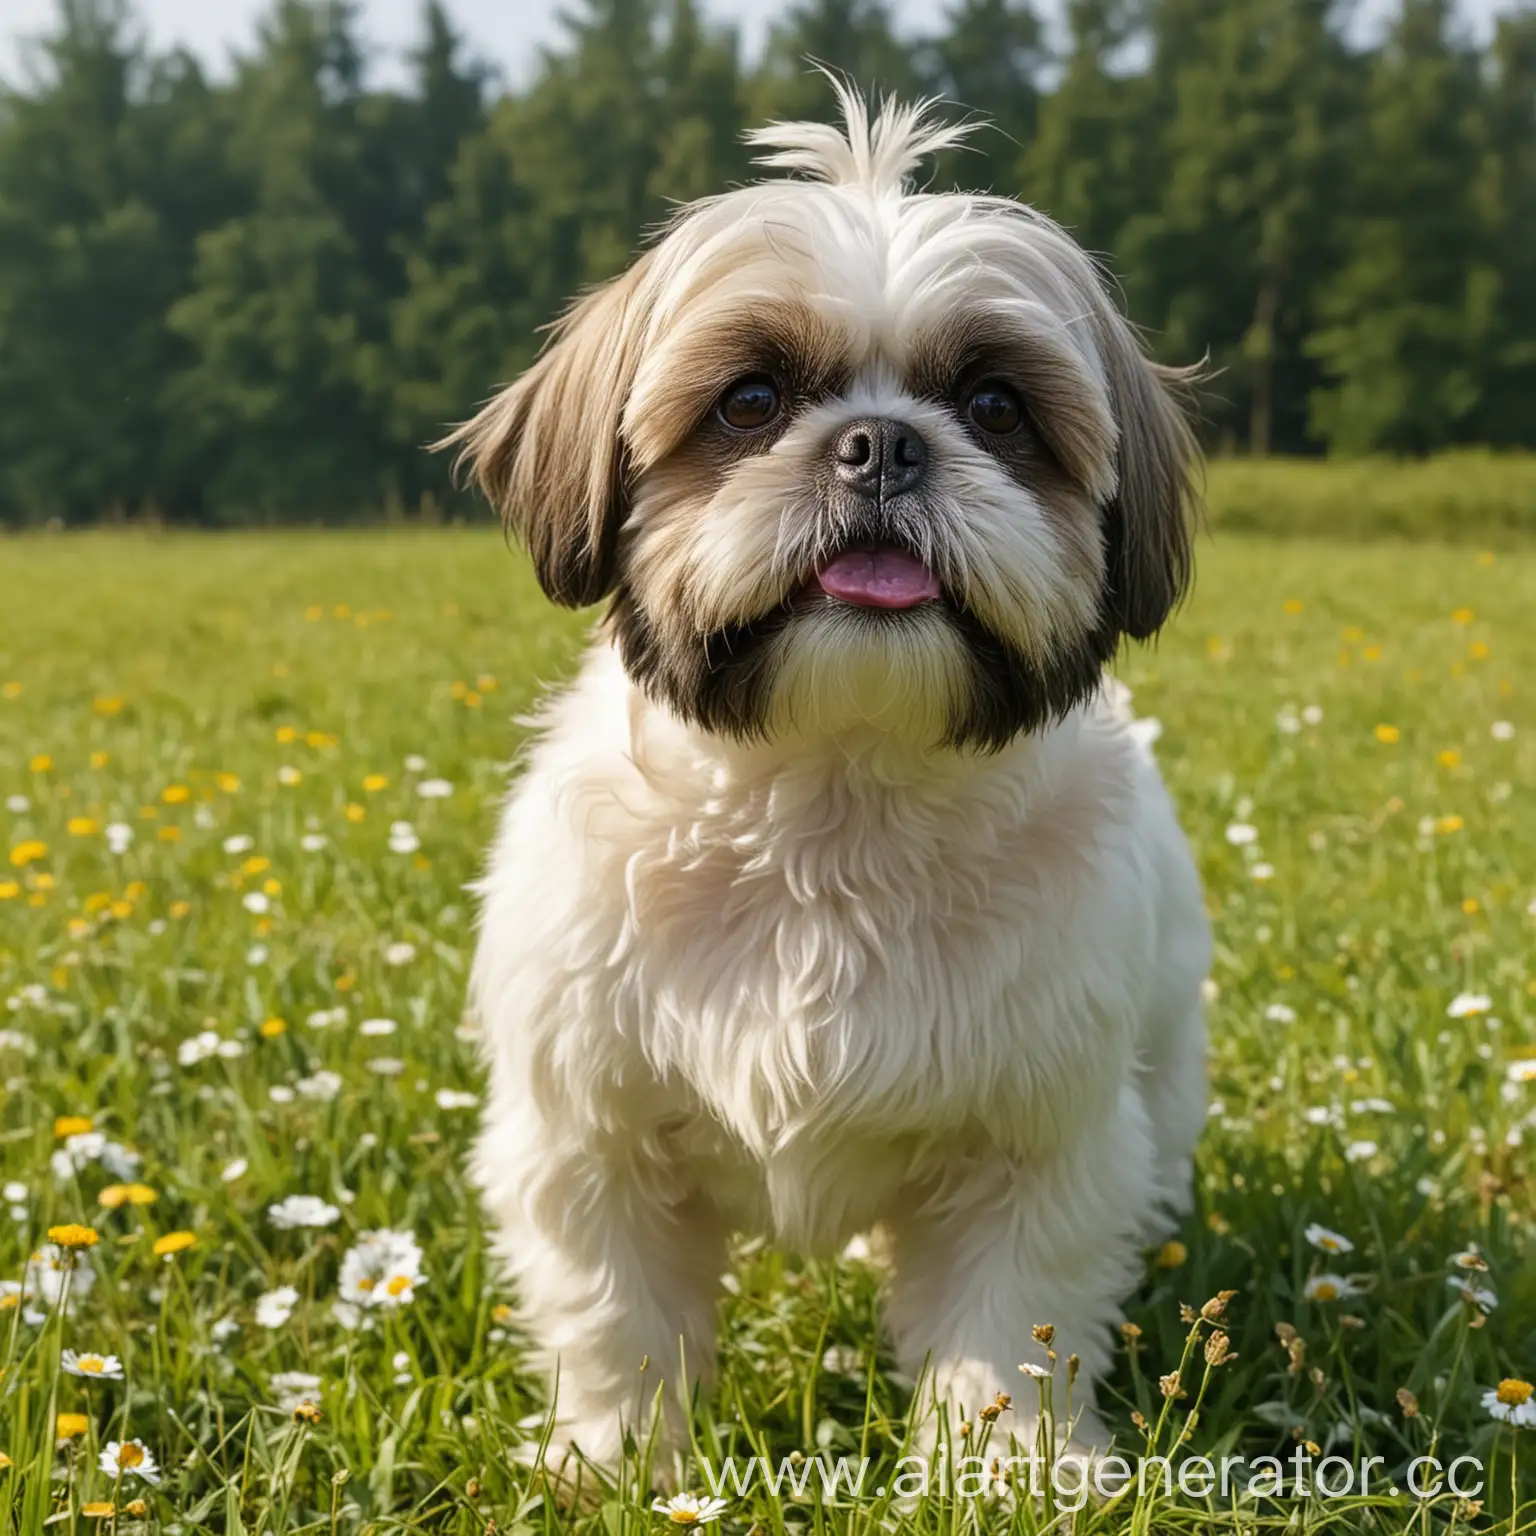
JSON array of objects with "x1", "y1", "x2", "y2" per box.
[{"x1": 0, "y1": 0, "x2": 1533, "y2": 525}]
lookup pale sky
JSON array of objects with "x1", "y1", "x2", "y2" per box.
[{"x1": 0, "y1": 0, "x2": 1513, "y2": 90}]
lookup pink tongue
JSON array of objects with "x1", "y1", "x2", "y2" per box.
[{"x1": 815, "y1": 548, "x2": 940, "y2": 609}]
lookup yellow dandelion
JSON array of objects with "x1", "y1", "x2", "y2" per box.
[
  {"x1": 124, "y1": 1500, "x2": 148, "y2": 1518},
  {"x1": 1, "y1": 681, "x2": 21, "y2": 699},
  {"x1": 217, "y1": 772, "x2": 241, "y2": 793},
  {"x1": 160, "y1": 785, "x2": 189, "y2": 805},
  {"x1": 1469, "y1": 641, "x2": 1490, "y2": 660},
  {"x1": 363, "y1": 774, "x2": 388, "y2": 793},
  {"x1": 1155, "y1": 1240, "x2": 1187, "y2": 1269},
  {"x1": 67, "y1": 817, "x2": 100, "y2": 838},
  {"x1": 169, "y1": 900, "x2": 191, "y2": 919},
  {"x1": 305, "y1": 604, "x2": 324, "y2": 621},
  {"x1": 262, "y1": 878, "x2": 281, "y2": 897},
  {"x1": 0, "y1": 880, "x2": 18, "y2": 901},
  {"x1": 48, "y1": 1223, "x2": 100, "y2": 1249},
  {"x1": 335, "y1": 972, "x2": 356, "y2": 993},
  {"x1": 30, "y1": 754, "x2": 53, "y2": 773},
  {"x1": 157, "y1": 826, "x2": 181, "y2": 843},
  {"x1": 307, "y1": 731, "x2": 338, "y2": 750},
  {"x1": 89, "y1": 751, "x2": 110, "y2": 769},
  {"x1": 81, "y1": 1503, "x2": 116, "y2": 1519},
  {"x1": 54, "y1": 1115, "x2": 93, "y2": 1137},
  {"x1": 1363, "y1": 645, "x2": 1382, "y2": 662},
  {"x1": 55, "y1": 1414, "x2": 89, "y2": 1441},
  {"x1": 1282, "y1": 599, "x2": 1304, "y2": 615},
  {"x1": 450, "y1": 680, "x2": 468, "y2": 699},
  {"x1": 1462, "y1": 898, "x2": 1480, "y2": 915},
  {"x1": 477, "y1": 674, "x2": 498, "y2": 691},
  {"x1": 333, "y1": 603, "x2": 351, "y2": 619},
  {"x1": 1342, "y1": 625, "x2": 1365, "y2": 642},
  {"x1": 9, "y1": 840, "x2": 48, "y2": 868},
  {"x1": 345, "y1": 803, "x2": 366, "y2": 824},
  {"x1": 464, "y1": 691, "x2": 483, "y2": 708},
  {"x1": 110, "y1": 899, "x2": 133, "y2": 920},
  {"x1": 242, "y1": 856, "x2": 271, "y2": 876},
  {"x1": 92, "y1": 697, "x2": 124, "y2": 716},
  {"x1": 1437, "y1": 815, "x2": 1464, "y2": 835},
  {"x1": 98, "y1": 1184, "x2": 157, "y2": 1209},
  {"x1": 275, "y1": 725, "x2": 298, "y2": 743},
  {"x1": 1374, "y1": 724, "x2": 1400, "y2": 744},
  {"x1": 259, "y1": 1017, "x2": 286, "y2": 1039},
  {"x1": 153, "y1": 1230, "x2": 197, "y2": 1257},
  {"x1": 67, "y1": 918, "x2": 91, "y2": 940},
  {"x1": 1437, "y1": 749, "x2": 1462, "y2": 769},
  {"x1": 491, "y1": 1303, "x2": 515, "y2": 1324},
  {"x1": 1452, "y1": 607, "x2": 1474, "y2": 624}
]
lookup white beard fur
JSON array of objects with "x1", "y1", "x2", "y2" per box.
[{"x1": 470, "y1": 639, "x2": 1210, "y2": 1474}]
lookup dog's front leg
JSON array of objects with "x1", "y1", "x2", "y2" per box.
[
  {"x1": 476, "y1": 1112, "x2": 727, "y2": 1482},
  {"x1": 883, "y1": 1097, "x2": 1159, "y2": 1468}
]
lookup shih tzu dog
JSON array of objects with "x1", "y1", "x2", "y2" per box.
[{"x1": 447, "y1": 86, "x2": 1211, "y2": 1477}]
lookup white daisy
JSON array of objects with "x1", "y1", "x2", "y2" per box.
[
  {"x1": 1507, "y1": 1060, "x2": 1536, "y2": 1085},
  {"x1": 1483, "y1": 1380, "x2": 1536, "y2": 1427},
  {"x1": 1448, "y1": 1278, "x2": 1498, "y2": 1314},
  {"x1": 435, "y1": 1089, "x2": 478, "y2": 1110},
  {"x1": 99, "y1": 1439, "x2": 160, "y2": 1484},
  {"x1": 383, "y1": 942, "x2": 417, "y2": 967},
  {"x1": 1303, "y1": 1273, "x2": 1362, "y2": 1303},
  {"x1": 295, "y1": 1070, "x2": 343, "y2": 1101},
  {"x1": 1304, "y1": 1224, "x2": 1354, "y2": 1256},
  {"x1": 1224, "y1": 823, "x2": 1259, "y2": 846},
  {"x1": 359, "y1": 1018, "x2": 397, "y2": 1037},
  {"x1": 1448, "y1": 993, "x2": 1492, "y2": 1018},
  {"x1": 1265, "y1": 1003, "x2": 1297, "y2": 1024},
  {"x1": 1491, "y1": 721, "x2": 1515, "y2": 741},
  {"x1": 254, "y1": 1285, "x2": 300, "y2": 1329},
  {"x1": 404, "y1": 754, "x2": 428, "y2": 773},
  {"x1": 300, "y1": 833, "x2": 329, "y2": 852},
  {"x1": 241, "y1": 891, "x2": 270, "y2": 915},
  {"x1": 221, "y1": 1158, "x2": 249, "y2": 1182},
  {"x1": 651, "y1": 1493, "x2": 729, "y2": 1525},
  {"x1": 62, "y1": 1349, "x2": 124, "y2": 1379},
  {"x1": 1343, "y1": 1140, "x2": 1378, "y2": 1163},
  {"x1": 271, "y1": 1370, "x2": 323, "y2": 1411},
  {"x1": 105, "y1": 822, "x2": 134, "y2": 853},
  {"x1": 337, "y1": 1230, "x2": 426, "y2": 1310},
  {"x1": 222, "y1": 834, "x2": 253, "y2": 855},
  {"x1": 416, "y1": 778, "x2": 454, "y2": 799},
  {"x1": 267, "y1": 1195, "x2": 340, "y2": 1230},
  {"x1": 5, "y1": 795, "x2": 31, "y2": 814}
]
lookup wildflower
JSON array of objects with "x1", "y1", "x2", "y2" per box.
[
  {"x1": 1484, "y1": 1380, "x2": 1535, "y2": 1427},
  {"x1": 359, "y1": 1017, "x2": 397, "y2": 1036},
  {"x1": 56, "y1": 1413, "x2": 90, "y2": 1440},
  {"x1": 99, "y1": 1439, "x2": 160, "y2": 1484},
  {"x1": 277, "y1": 766, "x2": 302, "y2": 787},
  {"x1": 404, "y1": 754, "x2": 428, "y2": 772},
  {"x1": 1450, "y1": 1248, "x2": 1489, "y2": 1271},
  {"x1": 292, "y1": 1401, "x2": 323, "y2": 1424},
  {"x1": 1154, "y1": 1240, "x2": 1187, "y2": 1268},
  {"x1": 48, "y1": 1224, "x2": 99, "y2": 1250},
  {"x1": 1343, "y1": 1140, "x2": 1377, "y2": 1163},
  {"x1": 388, "y1": 821, "x2": 420, "y2": 854},
  {"x1": 98, "y1": 1184, "x2": 157, "y2": 1209},
  {"x1": 366, "y1": 1057, "x2": 405, "y2": 1076},
  {"x1": 651, "y1": 1493, "x2": 729, "y2": 1525},
  {"x1": 67, "y1": 817, "x2": 100, "y2": 837},
  {"x1": 1224, "y1": 823, "x2": 1258, "y2": 846},
  {"x1": 383, "y1": 941, "x2": 416, "y2": 966},
  {"x1": 124, "y1": 1501, "x2": 147, "y2": 1518},
  {"x1": 254, "y1": 1286, "x2": 300, "y2": 1329},
  {"x1": 435, "y1": 1089, "x2": 477, "y2": 1110},
  {"x1": 300, "y1": 833, "x2": 328, "y2": 851},
  {"x1": 80, "y1": 1503, "x2": 116, "y2": 1519},
  {"x1": 10, "y1": 838, "x2": 47, "y2": 868},
  {"x1": 242, "y1": 892, "x2": 270, "y2": 915},
  {"x1": 23, "y1": 1243, "x2": 95, "y2": 1313},
  {"x1": 1449, "y1": 993, "x2": 1492, "y2": 1018},
  {"x1": 54, "y1": 1115, "x2": 93, "y2": 1138},
  {"x1": 338, "y1": 1229, "x2": 426, "y2": 1309},
  {"x1": 223, "y1": 835, "x2": 253, "y2": 855},
  {"x1": 153, "y1": 1231, "x2": 197, "y2": 1258},
  {"x1": 267, "y1": 1195, "x2": 340, "y2": 1230},
  {"x1": 105, "y1": 822, "x2": 133, "y2": 853},
  {"x1": 362, "y1": 774, "x2": 389, "y2": 793},
  {"x1": 1448, "y1": 1278, "x2": 1498, "y2": 1315},
  {"x1": 1303, "y1": 1274, "x2": 1361, "y2": 1303},
  {"x1": 259, "y1": 1017, "x2": 286, "y2": 1039},
  {"x1": 271, "y1": 1370, "x2": 322, "y2": 1411},
  {"x1": 221, "y1": 1158, "x2": 248, "y2": 1183},
  {"x1": 62, "y1": 1350, "x2": 124, "y2": 1380},
  {"x1": 1304, "y1": 1224, "x2": 1355, "y2": 1255},
  {"x1": 1492, "y1": 721, "x2": 1515, "y2": 741},
  {"x1": 1374, "y1": 724, "x2": 1400, "y2": 744},
  {"x1": 1507, "y1": 1061, "x2": 1536, "y2": 1084},
  {"x1": 416, "y1": 778, "x2": 453, "y2": 799},
  {"x1": 295, "y1": 1070, "x2": 342, "y2": 1102}
]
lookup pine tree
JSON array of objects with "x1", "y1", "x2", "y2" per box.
[{"x1": 1306, "y1": 0, "x2": 1488, "y2": 454}]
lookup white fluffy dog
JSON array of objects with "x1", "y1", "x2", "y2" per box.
[{"x1": 448, "y1": 87, "x2": 1210, "y2": 1477}]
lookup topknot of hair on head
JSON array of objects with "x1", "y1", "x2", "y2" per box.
[{"x1": 745, "y1": 74, "x2": 976, "y2": 194}]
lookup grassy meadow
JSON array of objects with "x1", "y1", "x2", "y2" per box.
[{"x1": 0, "y1": 520, "x2": 1534, "y2": 1533}]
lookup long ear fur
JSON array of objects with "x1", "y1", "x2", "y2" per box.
[
  {"x1": 1094, "y1": 309, "x2": 1203, "y2": 641},
  {"x1": 438, "y1": 257, "x2": 655, "y2": 607}
]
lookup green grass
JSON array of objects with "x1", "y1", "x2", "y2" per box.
[
  {"x1": 0, "y1": 526, "x2": 1533, "y2": 1534},
  {"x1": 1205, "y1": 452, "x2": 1536, "y2": 543}
]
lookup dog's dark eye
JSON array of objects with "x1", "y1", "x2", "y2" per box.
[
  {"x1": 717, "y1": 377, "x2": 781, "y2": 432},
  {"x1": 966, "y1": 381, "x2": 1024, "y2": 435}
]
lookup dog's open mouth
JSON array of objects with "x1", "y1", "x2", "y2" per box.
[{"x1": 813, "y1": 544, "x2": 941, "y2": 611}]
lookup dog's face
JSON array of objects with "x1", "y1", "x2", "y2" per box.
[{"x1": 447, "y1": 94, "x2": 1199, "y2": 751}]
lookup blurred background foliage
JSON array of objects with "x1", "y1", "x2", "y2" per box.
[{"x1": 0, "y1": 0, "x2": 1533, "y2": 526}]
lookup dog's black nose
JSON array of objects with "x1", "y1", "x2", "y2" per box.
[{"x1": 831, "y1": 418, "x2": 928, "y2": 497}]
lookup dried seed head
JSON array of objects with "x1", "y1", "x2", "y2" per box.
[
  {"x1": 993, "y1": 1392, "x2": 1012, "y2": 1412},
  {"x1": 466, "y1": 1478, "x2": 482, "y2": 1499},
  {"x1": 1339, "y1": 1313, "x2": 1365, "y2": 1330},
  {"x1": 1066, "y1": 1353, "x2": 1080, "y2": 1385},
  {"x1": 978, "y1": 1403, "x2": 1002, "y2": 1423},
  {"x1": 1131, "y1": 1409, "x2": 1149, "y2": 1432},
  {"x1": 1179, "y1": 1303, "x2": 1198, "y2": 1325},
  {"x1": 292, "y1": 1401, "x2": 322, "y2": 1425},
  {"x1": 1274, "y1": 1322, "x2": 1298, "y2": 1346},
  {"x1": 1309, "y1": 1366, "x2": 1326, "y2": 1391},
  {"x1": 1396, "y1": 1388, "x2": 1420, "y2": 1418},
  {"x1": 1304, "y1": 1440, "x2": 1322, "y2": 1457},
  {"x1": 958, "y1": 1420, "x2": 973, "y2": 1438},
  {"x1": 1286, "y1": 1338, "x2": 1307, "y2": 1375},
  {"x1": 1204, "y1": 1330, "x2": 1232, "y2": 1366},
  {"x1": 1031, "y1": 1324, "x2": 1055, "y2": 1347},
  {"x1": 1200, "y1": 1290, "x2": 1238, "y2": 1322},
  {"x1": 1159, "y1": 1372, "x2": 1186, "y2": 1400},
  {"x1": 1120, "y1": 1321, "x2": 1143, "y2": 1343}
]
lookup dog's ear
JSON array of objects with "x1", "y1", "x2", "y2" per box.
[
  {"x1": 440, "y1": 257, "x2": 655, "y2": 607},
  {"x1": 1096, "y1": 320, "x2": 1202, "y2": 641}
]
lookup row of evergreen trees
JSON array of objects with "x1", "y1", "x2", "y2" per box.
[{"x1": 1, "y1": 0, "x2": 1533, "y2": 525}]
